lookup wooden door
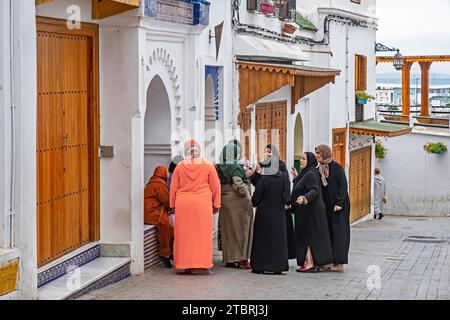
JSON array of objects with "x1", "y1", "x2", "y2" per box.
[
  {"x1": 349, "y1": 146, "x2": 372, "y2": 223},
  {"x1": 255, "y1": 104, "x2": 272, "y2": 162},
  {"x1": 36, "y1": 18, "x2": 99, "y2": 267},
  {"x1": 255, "y1": 101, "x2": 287, "y2": 162},
  {"x1": 332, "y1": 128, "x2": 346, "y2": 168}
]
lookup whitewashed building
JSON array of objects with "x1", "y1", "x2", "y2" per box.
[
  {"x1": 231, "y1": 0, "x2": 410, "y2": 223},
  {"x1": 0, "y1": 0, "x2": 229, "y2": 300}
]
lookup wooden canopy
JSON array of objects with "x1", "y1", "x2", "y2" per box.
[
  {"x1": 349, "y1": 120, "x2": 412, "y2": 138},
  {"x1": 237, "y1": 61, "x2": 340, "y2": 114}
]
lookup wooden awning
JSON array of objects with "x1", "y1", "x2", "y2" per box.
[
  {"x1": 237, "y1": 61, "x2": 340, "y2": 114},
  {"x1": 350, "y1": 120, "x2": 412, "y2": 138},
  {"x1": 36, "y1": 0, "x2": 140, "y2": 19}
]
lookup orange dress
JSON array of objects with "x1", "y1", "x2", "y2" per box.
[
  {"x1": 169, "y1": 158, "x2": 221, "y2": 269},
  {"x1": 144, "y1": 166, "x2": 173, "y2": 259}
]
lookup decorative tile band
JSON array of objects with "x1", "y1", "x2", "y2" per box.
[
  {"x1": 38, "y1": 245, "x2": 101, "y2": 288},
  {"x1": 67, "y1": 263, "x2": 131, "y2": 300},
  {"x1": 144, "y1": 226, "x2": 162, "y2": 270}
]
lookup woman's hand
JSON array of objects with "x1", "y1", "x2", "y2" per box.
[
  {"x1": 290, "y1": 167, "x2": 298, "y2": 178},
  {"x1": 245, "y1": 169, "x2": 254, "y2": 177},
  {"x1": 213, "y1": 207, "x2": 220, "y2": 214},
  {"x1": 334, "y1": 205, "x2": 342, "y2": 213},
  {"x1": 255, "y1": 164, "x2": 262, "y2": 174},
  {"x1": 296, "y1": 196, "x2": 308, "y2": 205}
]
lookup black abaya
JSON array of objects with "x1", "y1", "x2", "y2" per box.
[
  {"x1": 321, "y1": 161, "x2": 351, "y2": 264},
  {"x1": 292, "y1": 167, "x2": 333, "y2": 267},
  {"x1": 251, "y1": 172, "x2": 290, "y2": 273}
]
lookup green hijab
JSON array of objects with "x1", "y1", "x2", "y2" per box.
[{"x1": 219, "y1": 143, "x2": 248, "y2": 183}]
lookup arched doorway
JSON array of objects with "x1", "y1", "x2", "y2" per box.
[
  {"x1": 144, "y1": 76, "x2": 172, "y2": 184},
  {"x1": 294, "y1": 113, "x2": 304, "y2": 173},
  {"x1": 204, "y1": 75, "x2": 216, "y2": 163}
]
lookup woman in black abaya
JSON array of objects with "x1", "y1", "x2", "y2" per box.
[{"x1": 292, "y1": 152, "x2": 333, "y2": 273}]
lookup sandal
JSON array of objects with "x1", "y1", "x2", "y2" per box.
[
  {"x1": 238, "y1": 260, "x2": 252, "y2": 270},
  {"x1": 296, "y1": 266, "x2": 320, "y2": 273}
]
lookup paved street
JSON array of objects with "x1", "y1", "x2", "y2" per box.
[{"x1": 78, "y1": 216, "x2": 450, "y2": 300}]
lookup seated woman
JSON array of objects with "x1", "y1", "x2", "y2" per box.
[
  {"x1": 144, "y1": 166, "x2": 174, "y2": 268},
  {"x1": 292, "y1": 152, "x2": 333, "y2": 273}
]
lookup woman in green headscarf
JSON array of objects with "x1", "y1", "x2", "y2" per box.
[{"x1": 216, "y1": 142, "x2": 254, "y2": 269}]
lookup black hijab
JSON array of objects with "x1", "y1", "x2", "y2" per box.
[
  {"x1": 297, "y1": 152, "x2": 319, "y2": 181},
  {"x1": 260, "y1": 144, "x2": 280, "y2": 176}
]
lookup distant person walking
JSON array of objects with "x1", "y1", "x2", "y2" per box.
[
  {"x1": 169, "y1": 140, "x2": 221, "y2": 275},
  {"x1": 374, "y1": 168, "x2": 387, "y2": 220},
  {"x1": 315, "y1": 144, "x2": 351, "y2": 272}
]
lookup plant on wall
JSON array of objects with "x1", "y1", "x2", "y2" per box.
[
  {"x1": 355, "y1": 91, "x2": 375, "y2": 105},
  {"x1": 423, "y1": 141, "x2": 448, "y2": 154},
  {"x1": 375, "y1": 141, "x2": 388, "y2": 160}
]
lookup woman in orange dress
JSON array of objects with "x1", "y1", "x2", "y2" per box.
[
  {"x1": 169, "y1": 140, "x2": 221, "y2": 275},
  {"x1": 144, "y1": 166, "x2": 173, "y2": 268}
]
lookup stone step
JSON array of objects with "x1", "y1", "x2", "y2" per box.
[{"x1": 38, "y1": 257, "x2": 130, "y2": 300}]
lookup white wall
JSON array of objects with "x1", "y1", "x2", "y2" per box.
[
  {"x1": 328, "y1": 20, "x2": 377, "y2": 127},
  {"x1": 36, "y1": 0, "x2": 94, "y2": 22},
  {"x1": 0, "y1": 0, "x2": 10, "y2": 249},
  {"x1": 378, "y1": 132, "x2": 450, "y2": 217},
  {"x1": 0, "y1": 0, "x2": 37, "y2": 299}
]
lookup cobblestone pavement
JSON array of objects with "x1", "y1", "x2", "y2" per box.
[{"x1": 78, "y1": 216, "x2": 450, "y2": 300}]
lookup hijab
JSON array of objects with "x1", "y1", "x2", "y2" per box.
[
  {"x1": 218, "y1": 143, "x2": 248, "y2": 183},
  {"x1": 315, "y1": 144, "x2": 333, "y2": 187},
  {"x1": 260, "y1": 144, "x2": 280, "y2": 176},
  {"x1": 297, "y1": 152, "x2": 319, "y2": 181}
]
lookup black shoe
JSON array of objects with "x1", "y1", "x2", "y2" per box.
[
  {"x1": 374, "y1": 214, "x2": 377, "y2": 219},
  {"x1": 251, "y1": 270, "x2": 264, "y2": 274},
  {"x1": 378, "y1": 213, "x2": 384, "y2": 220},
  {"x1": 159, "y1": 256, "x2": 172, "y2": 268}
]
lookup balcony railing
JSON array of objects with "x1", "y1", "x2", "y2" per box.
[
  {"x1": 247, "y1": 0, "x2": 295, "y2": 20},
  {"x1": 145, "y1": 0, "x2": 210, "y2": 25}
]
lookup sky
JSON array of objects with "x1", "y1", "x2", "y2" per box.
[{"x1": 376, "y1": 0, "x2": 450, "y2": 75}]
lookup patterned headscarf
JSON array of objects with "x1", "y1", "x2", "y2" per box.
[
  {"x1": 184, "y1": 139, "x2": 201, "y2": 158},
  {"x1": 315, "y1": 144, "x2": 333, "y2": 187}
]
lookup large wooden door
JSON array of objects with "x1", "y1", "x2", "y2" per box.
[
  {"x1": 255, "y1": 101, "x2": 287, "y2": 162},
  {"x1": 36, "y1": 18, "x2": 99, "y2": 267},
  {"x1": 349, "y1": 146, "x2": 372, "y2": 223}
]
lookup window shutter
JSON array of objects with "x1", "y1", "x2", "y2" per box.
[{"x1": 360, "y1": 55, "x2": 367, "y2": 91}]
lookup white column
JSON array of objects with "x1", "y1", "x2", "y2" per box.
[{"x1": 13, "y1": 0, "x2": 37, "y2": 300}]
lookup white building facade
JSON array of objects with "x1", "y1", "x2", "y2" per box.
[
  {"x1": 232, "y1": 0, "x2": 381, "y2": 223},
  {"x1": 0, "y1": 0, "x2": 230, "y2": 300}
]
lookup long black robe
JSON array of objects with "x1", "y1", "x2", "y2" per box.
[
  {"x1": 292, "y1": 169, "x2": 333, "y2": 267},
  {"x1": 250, "y1": 171, "x2": 290, "y2": 273},
  {"x1": 250, "y1": 160, "x2": 296, "y2": 259},
  {"x1": 320, "y1": 161, "x2": 351, "y2": 264}
]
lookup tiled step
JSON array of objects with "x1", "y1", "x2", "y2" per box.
[
  {"x1": 144, "y1": 225, "x2": 162, "y2": 270},
  {"x1": 38, "y1": 257, "x2": 130, "y2": 300}
]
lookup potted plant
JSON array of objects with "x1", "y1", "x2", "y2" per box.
[
  {"x1": 355, "y1": 91, "x2": 375, "y2": 105},
  {"x1": 423, "y1": 142, "x2": 448, "y2": 154},
  {"x1": 282, "y1": 22, "x2": 298, "y2": 34},
  {"x1": 260, "y1": 0, "x2": 276, "y2": 15},
  {"x1": 375, "y1": 142, "x2": 388, "y2": 160}
]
